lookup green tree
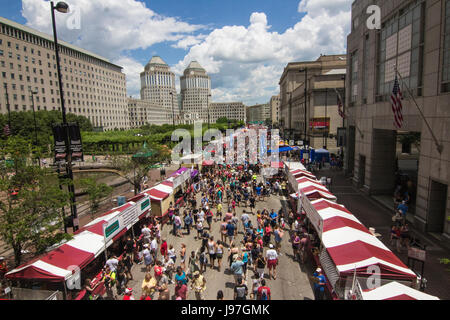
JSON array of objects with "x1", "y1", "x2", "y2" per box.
[
  {"x1": 111, "y1": 143, "x2": 170, "y2": 195},
  {"x1": 0, "y1": 137, "x2": 72, "y2": 266},
  {"x1": 79, "y1": 178, "x2": 113, "y2": 221}
]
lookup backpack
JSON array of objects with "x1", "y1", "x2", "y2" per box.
[{"x1": 260, "y1": 288, "x2": 268, "y2": 300}]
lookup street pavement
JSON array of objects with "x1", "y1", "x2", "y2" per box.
[
  {"x1": 317, "y1": 167, "x2": 450, "y2": 300},
  {"x1": 121, "y1": 180, "x2": 315, "y2": 301}
]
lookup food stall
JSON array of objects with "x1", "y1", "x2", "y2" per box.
[
  {"x1": 143, "y1": 167, "x2": 192, "y2": 220},
  {"x1": 5, "y1": 199, "x2": 148, "y2": 300},
  {"x1": 302, "y1": 197, "x2": 417, "y2": 299},
  {"x1": 355, "y1": 281, "x2": 439, "y2": 300}
]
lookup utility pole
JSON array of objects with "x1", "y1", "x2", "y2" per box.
[
  {"x1": 51, "y1": 1, "x2": 78, "y2": 231},
  {"x1": 3, "y1": 83, "x2": 11, "y2": 135}
]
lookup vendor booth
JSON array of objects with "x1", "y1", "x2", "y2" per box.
[
  {"x1": 311, "y1": 148, "x2": 330, "y2": 163},
  {"x1": 5, "y1": 198, "x2": 150, "y2": 300},
  {"x1": 355, "y1": 281, "x2": 439, "y2": 300},
  {"x1": 302, "y1": 198, "x2": 417, "y2": 299},
  {"x1": 143, "y1": 167, "x2": 192, "y2": 219}
]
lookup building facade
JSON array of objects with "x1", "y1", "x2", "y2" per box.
[
  {"x1": 128, "y1": 98, "x2": 168, "y2": 128},
  {"x1": 140, "y1": 56, "x2": 177, "y2": 123},
  {"x1": 347, "y1": 0, "x2": 450, "y2": 238},
  {"x1": 246, "y1": 103, "x2": 271, "y2": 123},
  {"x1": 279, "y1": 54, "x2": 347, "y2": 145},
  {"x1": 270, "y1": 94, "x2": 280, "y2": 125},
  {"x1": 0, "y1": 17, "x2": 128, "y2": 131},
  {"x1": 180, "y1": 61, "x2": 211, "y2": 124},
  {"x1": 209, "y1": 102, "x2": 246, "y2": 123}
]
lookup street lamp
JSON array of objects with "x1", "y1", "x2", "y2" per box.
[
  {"x1": 50, "y1": 1, "x2": 79, "y2": 231},
  {"x1": 3, "y1": 83, "x2": 11, "y2": 135},
  {"x1": 169, "y1": 91, "x2": 175, "y2": 128},
  {"x1": 207, "y1": 94, "x2": 211, "y2": 129},
  {"x1": 299, "y1": 67, "x2": 308, "y2": 145},
  {"x1": 30, "y1": 89, "x2": 40, "y2": 166}
]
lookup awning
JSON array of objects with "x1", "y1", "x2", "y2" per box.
[
  {"x1": 145, "y1": 188, "x2": 169, "y2": 201},
  {"x1": 310, "y1": 198, "x2": 416, "y2": 281},
  {"x1": 360, "y1": 282, "x2": 439, "y2": 300},
  {"x1": 299, "y1": 185, "x2": 337, "y2": 201},
  {"x1": 291, "y1": 169, "x2": 317, "y2": 180}
]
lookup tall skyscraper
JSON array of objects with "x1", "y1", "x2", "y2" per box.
[
  {"x1": 140, "y1": 56, "x2": 177, "y2": 123},
  {"x1": 180, "y1": 61, "x2": 211, "y2": 124}
]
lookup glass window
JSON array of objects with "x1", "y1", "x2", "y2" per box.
[{"x1": 377, "y1": 1, "x2": 424, "y2": 96}]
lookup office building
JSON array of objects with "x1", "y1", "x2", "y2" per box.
[
  {"x1": 279, "y1": 54, "x2": 347, "y2": 146},
  {"x1": 180, "y1": 61, "x2": 211, "y2": 124},
  {"x1": 0, "y1": 17, "x2": 128, "y2": 131},
  {"x1": 347, "y1": 0, "x2": 449, "y2": 238}
]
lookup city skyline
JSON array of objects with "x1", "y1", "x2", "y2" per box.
[{"x1": 0, "y1": 0, "x2": 352, "y2": 105}]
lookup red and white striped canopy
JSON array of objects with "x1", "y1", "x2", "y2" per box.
[
  {"x1": 143, "y1": 181, "x2": 173, "y2": 201},
  {"x1": 361, "y1": 282, "x2": 439, "y2": 300},
  {"x1": 291, "y1": 169, "x2": 317, "y2": 180},
  {"x1": 6, "y1": 203, "x2": 139, "y2": 282},
  {"x1": 311, "y1": 199, "x2": 416, "y2": 280},
  {"x1": 295, "y1": 178, "x2": 337, "y2": 201}
]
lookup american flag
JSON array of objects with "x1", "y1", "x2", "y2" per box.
[
  {"x1": 391, "y1": 75, "x2": 403, "y2": 129},
  {"x1": 335, "y1": 88, "x2": 345, "y2": 119}
]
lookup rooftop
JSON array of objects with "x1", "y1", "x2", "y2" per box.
[{"x1": 0, "y1": 16, "x2": 121, "y2": 69}]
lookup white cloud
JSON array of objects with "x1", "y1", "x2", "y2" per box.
[
  {"x1": 21, "y1": 0, "x2": 204, "y2": 59},
  {"x1": 20, "y1": 0, "x2": 352, "y2": 105},
  {"x1": 174, "y1": 1, "x2": 352, "y2": 105},
  {"x1": 21, "y1": 0, "x2": 205, "y2": 96},
  {"x1": 171, "y1": 35, "x2": 207, "y2": 50}
]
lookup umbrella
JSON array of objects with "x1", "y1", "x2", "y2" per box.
[{"x1": 132, "y1": 142, "x2": 156, "y2": 159}]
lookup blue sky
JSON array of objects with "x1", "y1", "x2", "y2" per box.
[{"x1": 0, "y1": 0, "x2": 352, "y2": 105}]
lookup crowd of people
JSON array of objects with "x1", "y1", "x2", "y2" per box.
[{"x1": 83, "y1": 162, "x2": 323, "y2": 300}]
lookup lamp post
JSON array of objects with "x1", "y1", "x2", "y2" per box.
[
  {"x1": 324, "y1": 87, "x2": 328, "y2": 149},
  {"x1": 169, "y1": 91, "x2": 175, "y2": 128},
  {"x1": 207, "y1": 94, "x2": 211, "y2": 129},
  {"x1": 30, "y1": 89, "x2": 40, "y2": 167},
  {"x1": 299, "y1": 68, "x2": 308, "y2": 145},
  {"x1": 51, "y1": 1, "x2": 79, "y2": 231},
  {"x1": 3, "y1": 83, "x2": 11, "y2": 135}
]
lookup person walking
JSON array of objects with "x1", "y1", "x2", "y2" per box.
[
  {"x1": 142, "y1": 244, "x2": 153, "y2": 272},
  {"x1": 141, "y1": 272, "x2": 157, "y2": 300},
  {"x1": 199, "y1": 246, "x2": 208, "y2": 274},
  {"x1": 188, "y1": 251, "x2": 200, "y2": 279},
  {"x1": 230, "y1": 255, "x2": 245, "y2": 285},
  {"x1": 273, "y1": 225, "x2": 284, "y2": 255},
  {"x1": 234, "y1": 277, "x2": 248, "y2": 300},
  {"x1": 216, "y1": 240, "x2": 224, "y2": 272},
  {"x1": 207, "y1": 236, "x2": 217, "y2": 269},
  {"x1": 191, "y1": 271, "x2": 207, "y2": 300},
  {"x1": 184, "y1": 212, "x2": 193, "y2": 235},
  {"x1": 180, "y1": 243, "x2": 187, "y2": 271},
  {"x1": 257, "y1": 279, "x2": 271, "y2": 300},
  {"x1": 266, "y1": 244, "x2": 278, "y2": 280},
  {"x1": 313, "y1": 268, "x2": 326, "y2": 300}
]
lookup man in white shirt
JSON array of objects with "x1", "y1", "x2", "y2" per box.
[
  {"x1": 105, "y1": 256, "x2": 119, "y2": 273},
  {"x1": 198, "y1": 209, "x2": 205, "y2": 221},
  {"x1": 265, "y1": 244, "x2": 279, "y2": 280},
  {"x1": 150, "y1": 237, "x2": 158, "y2": 261}
]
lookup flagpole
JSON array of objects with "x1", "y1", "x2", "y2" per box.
[
  {"x1": 394, "y1": 68, "x2": 443, "y2": 154},
  {"x1": 335, "y1": 88, "x2": 365, "y2": 138}
]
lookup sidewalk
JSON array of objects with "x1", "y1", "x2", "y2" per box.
[{"x1": 317, "y1": 167, "x2": 450, "y2": 300}]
